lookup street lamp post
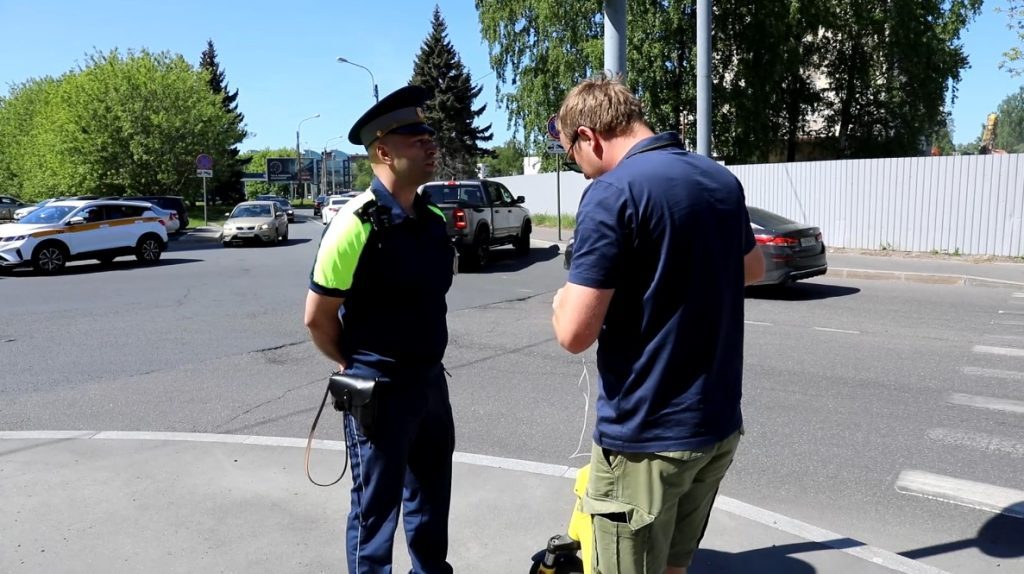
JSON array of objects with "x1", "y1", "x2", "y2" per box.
[
  {"x1": 336, "y1": 57, "x2": 378, "y2": 103},
  {"x1": 296, "y1": 113, "x2": 320, "y2": 200},
  {"x1": 324, "y1": 135, "x2": 344, "y2": 194}
]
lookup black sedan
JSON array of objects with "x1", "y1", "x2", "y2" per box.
[
  {"x1": 256, "y1": 195, "x2": 295, "y2": 222},
  {"x1": 748, "y1": 206, "x2": 827, "y2": 286},
  {"x1": 562, "y1": 206, "x2": 827, "y2": 287}
]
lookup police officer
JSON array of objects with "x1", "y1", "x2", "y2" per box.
[{"x1": 304, "y1": 85, "x2": 456, "y2": 574}]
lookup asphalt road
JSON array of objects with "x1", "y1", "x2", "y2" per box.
[{"x1": 2, "y1": 210, "x2": 1022, "y2": 572}]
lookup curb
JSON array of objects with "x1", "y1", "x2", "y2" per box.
[{"x1": 829, "y1": 268, "x2": 1024, "y2": 289}]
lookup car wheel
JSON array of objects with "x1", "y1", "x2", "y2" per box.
[
  {"x1": 222, "y1": 241, "x2": 232, "y2": 248},
  {"x1": 461, "y1": 228, "x2": 490, "y2": 271},
  {"x1": 281, "y1": 228, "x2": 289, "y2": 241},
  {"x1": 514, "y1": 221, "x2": 531, "y2": 256},
  {"x1": 135, "y1": 234, "x2": 163, "y2": 263},
  {"x1": 32, "y1": 242, "x2": 69, "y2": 274}
]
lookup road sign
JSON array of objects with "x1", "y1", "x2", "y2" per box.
[
  {"x1": 196, "y1": 154, "x2": 213, "y2": 178},
  {"x1": 547, "y1": 114, "x2": 561, "y2": 140},
  {"x1": 546, "y1": 140, "x2": 566, "y2": 155}
]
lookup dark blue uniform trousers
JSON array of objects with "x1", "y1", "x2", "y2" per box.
[{"x1": 343, "y1": 364, "x2": 455, "y2": 574}]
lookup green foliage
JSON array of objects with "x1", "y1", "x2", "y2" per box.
[
  {"x1": 531, "y1": 213, "x2": 577, "y2": 229},
  {"x1": 411, "y1": 5, "x2": 493, "y2": 179},
  {"x1": 199, "y1": 39, "x2": 248, "y2": 205},
  {"x1": 998, "y1": 1, "x2": 1024, "y2": 76},
  {"x1": 994, "y1": 85, "x2": 1024, "y2": 153},
  {"x1": 480, "y1": 139, "x2": 526, "y2": 176},
  {"x1": 0, "y1": 48, "x2": 244, "y2": 203},
  {"x1": 476, "y1": 0, "x2": 983, "y2": 163},
  {"x1": 238, "y1": 147, "x2": 295, "y2": 197},
  {"x1": 352, "y1": 158, "x2": 373, "y2": 190}
]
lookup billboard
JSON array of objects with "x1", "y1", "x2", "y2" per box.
[
  {"x1": 266, "y1": 157, "x2": 298, "y2": 183},
  {"x1": 299, "y1": 158, "x2": 316, "y2": 183}
]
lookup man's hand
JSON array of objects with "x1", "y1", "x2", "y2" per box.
[{"x1": 552, "y1": 282, "x2": 614, "y2": 354}]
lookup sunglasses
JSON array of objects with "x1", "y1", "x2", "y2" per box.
[{"x1": 562, "y1": 130, "x2": 583, "y2": 174}]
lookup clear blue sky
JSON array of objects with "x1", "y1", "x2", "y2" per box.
[{"x1": 1, "y1": 0, "x2": 1021, "y2": 156}]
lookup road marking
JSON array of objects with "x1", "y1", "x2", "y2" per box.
[
  {"x1": 1013, "y1": 293, "x2": 1024, "y2": 298},
  {"x1": 983, "y1": 333, "x2": 1024, "y2": 343},
  {"x1": 993, "y1": 320, "x2": 1024, "y2": 326},
  {"x1": 947, "y1": 392, "x2": 1024, "y2": 414},
  {"x1": 997, "y1": 309, "x2": 1024, "y2": 315},
  {"x1": 715, "y1": 498, "x2": 950, "y2": 574},
  {"x1": 744, "y1": 320, "x2": 772, "y2": 326},
  {"x1": 896, "y1": 470, "x2": 1024, "y2": 520},
  {"x1": 925, "y1": 428, "x2": 1024, "y2": 457},
  {"x1": 962, "y1": 366, "x2": 1024, "y2": 381},
  {"x1": 814, "y1": 327, "x2": 861, "y2": 334},
  {"x1": 0, "y1": 430, "x2": 948, "y2": 574},
  {"x1": 972, "y1": 345, "x2": 1024, "y2": 358}
]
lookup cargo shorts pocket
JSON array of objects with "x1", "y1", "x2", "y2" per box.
[{"x1": 592, "y1": 513, "x2": 649, "y2": 574}]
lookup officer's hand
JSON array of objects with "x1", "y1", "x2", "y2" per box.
[
  {"x1": 553, "y1": 287, "x2": 564, "y2": 312},
  {"x1": 338, "y1": 361, "x2": 347, "y2": 372}
]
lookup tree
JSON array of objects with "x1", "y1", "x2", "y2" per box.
[
  {"x1": 238, "y1": 148, "x2": 295, "y2": 197},
  {"x1": 199, "y1": 39, "x2": 249, "y2": 205},
  {"x1": 352, "y1": 157, "x2": 373, "y2": 190},
  {"x1": 476, "y1": 0, "x2": 983, "y2": 162},
  {"x1": 0, "y1": 49, "x2": 241, "y2": 202},
  {"x1": 994, "y1": 85, "x2": 1024, "y2": 153},
  {"x1": 999, "y1": 0, "x2": 1024, "y2": 76},
  {"x1": 480, "y1": 139, "x2": 526, "y2": 176},
  {"x1": 411, "y1": 5, "x2": 493, "y2": 179}
]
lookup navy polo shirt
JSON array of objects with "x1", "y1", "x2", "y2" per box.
[
  {"x1": 568, "y1": 132, "x2": 756, "y2": 452},
  {"x1": 310, "y1": 177, "x2": 454, "y2": 374}
]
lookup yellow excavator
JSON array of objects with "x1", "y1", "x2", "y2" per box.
[{"x1": 978, "y1": 113, "x2": 1008, "y2": 155}]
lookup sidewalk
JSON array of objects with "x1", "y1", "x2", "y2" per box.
[
  {"x1": 1, "y1": 432, "x2": 933, "y2": 574},
  {"x1": 531, "y1": 226, "x2": 1024, "y2": 288}
]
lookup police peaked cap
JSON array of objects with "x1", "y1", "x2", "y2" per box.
[{"x1": 347, "y1": 85, "x2": 436, "y2": 146}]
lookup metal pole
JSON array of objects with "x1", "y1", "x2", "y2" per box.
[
  {"x1": 202, "y1": 176, "x2": 208, "y2": 226},
  {"x1": 697, "y1": 0, "x2": 712, "y2": 156},
  {"x1": 295, "y1": 129, "x2": 300, "y2": 201},
  {"x1": 556, "y1": 165, "x2": 562, "y2": 242},
  {"x1": 603, "y1": 0, "x2": 627, "y2": 78}
]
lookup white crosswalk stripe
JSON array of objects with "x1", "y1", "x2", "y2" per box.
[
  {"x1": 947, "y1": 392, "x2": 1024, "y2": 415},
  {"x1": 972, "y1": 345, "x2": 1024, "y2": 358},
  {"x1": 896, "y1": 470, "x2": 1024, "y2": 519}
]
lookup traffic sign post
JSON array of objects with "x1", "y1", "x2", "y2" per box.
[
  {"x1": 547, "y1": 114, "x2": 561, "y2": 141},
  {"x1": 196, "y1": 154, "x2": 214, "y2": 226}
]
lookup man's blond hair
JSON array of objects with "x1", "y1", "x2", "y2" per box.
[{"x1": 558, "y1": 74, "x2": 645, "y2": 140}]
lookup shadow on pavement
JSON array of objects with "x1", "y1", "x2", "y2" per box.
[
  {"x1": 692, "y1": 544, "x2": 817, "y2": 573},
  {"x1": 1, "y1": 258, "x2": 202, "y2": 277},
  {"x1": 463, "y1": 245, "x2": 562, "y2": 274},
  {"x1": 901, "y1": 505, "x2": 1024, "y2": 561},
  {"x1": 746, "y1": 282, "x2": 860, "y2": 301}
]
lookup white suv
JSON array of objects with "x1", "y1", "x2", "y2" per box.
[{"x1": 0, "y1": 199, "x2": 169, "y2": 274}]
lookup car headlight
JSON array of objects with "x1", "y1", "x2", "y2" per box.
[{"x1": 257, "y1": 224, "x2": 270, "y2": 230}]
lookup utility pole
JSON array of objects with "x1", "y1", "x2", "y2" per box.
[{"x1": 697, "y1": 0, "x2": 712, "y2": 156}]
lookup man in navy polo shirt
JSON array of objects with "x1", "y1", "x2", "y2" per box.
[
  {"x1": 551, "y1": 76, "x2": 765, "y2": 574},
  {"x1": 304, "y1": 85, "x2": 456, "y2": 574}
]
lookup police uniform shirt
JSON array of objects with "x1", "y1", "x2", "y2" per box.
[{"x1": 310, "y1": 177, "x2": 454, "y2": 372}]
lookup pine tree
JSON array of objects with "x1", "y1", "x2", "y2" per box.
[
  {"x1": 199, "y1": 39, "x2": 248, "y2": 206},
  {"x1": 411, "y1": 5, "x2": 493, "y2": 180}
]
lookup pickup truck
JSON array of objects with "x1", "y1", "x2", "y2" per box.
[{"x1": 419, "y1": 179, "x2": 532, "y2": 270}]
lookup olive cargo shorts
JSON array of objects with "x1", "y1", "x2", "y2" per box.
[{"x1": 581, "y1": 431, "x2": 741, "y2": 573}]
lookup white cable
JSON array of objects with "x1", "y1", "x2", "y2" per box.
[{"x1": 569, "y1": 357, "x2": 592, "y2": 459}]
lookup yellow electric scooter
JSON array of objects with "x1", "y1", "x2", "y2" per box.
[{"x1": 528, "y1": 465, "x2": 593, "y2": 574}]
